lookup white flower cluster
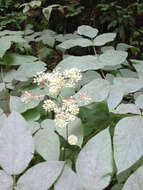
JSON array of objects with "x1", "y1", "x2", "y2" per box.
[
  {"x1": 33, "y1": 68, "x2": 82, "y2": 95},
  {"x1": 43, "y1": 97, "x2": 79, "y2": 128}
]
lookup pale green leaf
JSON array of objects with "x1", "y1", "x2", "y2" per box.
[
  {"x1": 56, "y1": 55, "x2": 104, "y2": 72},
  {"x1": 34, "y1": 128, "x2": 60, "y2": 161},
  {"x1": 114, "y1": 116, "x2": 143, "y2": 173},
  {"x1": 76, "y1": 128, "x2": 113, "y2": 190},
  {"x1": 54, "y1": 165, "x2": 82, "y2": 190},
  {"x1": 74, "y1": 79, "x2": 110, "y2": 106},
  {"x1": 94, "y1": 33, "x2": 116, "y2": 46},
  {"x1": 0, "y1": 37, "x2": 11, "y2": 58},
  {"x1": 0, "y1": 112, "x2": 34, "y2": 175},
  {"x1": 0, "y1": 83, "x2": 5, "y2": 92},
  {"x1": 99, "y1": 50, "x2": 128, "y2": 66},
  {"x1": 135, "y1": 95, "x2": 143, "y2": 109},
  {"x1": 16, "y1": 161, "x2": 64, "y2": 190},
  {"x1": 0, "y1": 170, "x2": 13, "y2": 190},
  {"x1": 58, "y1": 38, "x2": 92, "y2": 49},
  {"x1": 113, "y1": 104, "x2": 140, "y2": 114},
  {"x1": 123, "y1": 166, "x2": 143, "y2": 190},
  {"x1": 77, "y1": 25, "x2": 98, "y2": 38}
]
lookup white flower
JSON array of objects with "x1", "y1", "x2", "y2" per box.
[
  {"x1": 33, "y1": 72, "x2": 48, "y2": 85},
  {"x1": 63, "y1": 68, "x2": 82, "y2": 87},
  {"x1": 55, "y1": 111, "x2": 75, "y2": 128},
  {"x1": 62, "y1": 97, "x2": 79, "y2": 115},
  {"x1": 68, "y1": 135, "x2": 78, "y2": 145},
  {"x1": 21, "y1": 91, "x2": 33, "y2": 103},
  {"x1": 42, "y1": 99, "x2": 57, "y2": 112}
]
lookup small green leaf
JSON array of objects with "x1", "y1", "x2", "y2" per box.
[
  {"x1": 94, "y1": 33, "x2": 116, "y2": 46},
  {"x1": 77, "y1": 25, "x2": 98, "y2": 38}
]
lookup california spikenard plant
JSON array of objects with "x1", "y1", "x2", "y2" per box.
[{"x1": 1, "y1": 25, "x2": 143, "y2": 190}]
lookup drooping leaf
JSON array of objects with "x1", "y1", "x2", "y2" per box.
[
  {"x1": 43, "y1": 4, "x2": 60, "y2": 22},
  {"x1": 0, "y1": 170, "x2": 13, "y2": 190},
  {"x1": 16, "y1": 161, "x2": 64, "y2": 190},
  {"x1": 74, "y1": 79, "x2": 110, "y2": 106},
  {"x1": 94, "y1": 33, "x2": 116, "y2": 46},
  {"x1": 99, "y1": 50, "x2": 128, "y2": 66},
  {"x1": 76, "y1": 128, "x2": 113, "y2": 190},
  {"x1": 58, "y1": 38, "x2": 92, "y2": 49},
  {"x1": 0, "y1": 112, "x2": 34, "y2": 175},
  {"x1": 56, "y1": 55, "x2": 104, "y2": 72},
  {"x1": 123, "y1": 166, "x2": 143, "y2": 190},
  {"x1": 54, "y1": 165, "x2": 82, "y2": 190},
  {"x1": 77, "y1": 25, "x2": 98, "y2": 38},
  {"x1": 114, "y1": 116, "x2": 143, "y2": 173},
  {"x1": 34, "y1": 128, "x2": 60, "y2": 161}
]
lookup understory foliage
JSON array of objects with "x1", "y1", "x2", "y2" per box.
[{"x1": 1, "y1": 1, "x2": 143, "y2": 190}]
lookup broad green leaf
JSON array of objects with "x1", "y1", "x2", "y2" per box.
[
  {"x1": 123, "y1": 166, "x2": 143, "y2": 190},
  {"x1": 41, "y1": 119, "x2": 56, "y2": 132},
  {"x1": 111, "y1": 184, "x2": 123, "y2": 190},
  {"x1": 27, "y1": 121, "x2": 40, "y2": 135},
  {"x1": 54, "y1": 165, "x2": 82, "y2": 190},
  {"x1": 3, "y1": 54, "x2": 37, "y2": 65},
  {"x1": 74, "y1": 79, "x2": 110, "y2": 106},
  {"x1": 55, "y1": 117, "x2": 83, "y2": 147},
  {"x1": 118, "y1": 69, "x2": 138, "y2": 78},
  {"x1": 94, "y1": 33, "x2": 116, "y2": 46},
  {"x1": 114, "y1": 116, "x2": 143, "y2": 173},
  {"x1": 22, "y1": 108, "x2": 40, "y2": 121},
  {"x1": 58, "y1": 38, "x2": 92, "y2": 49},
  {"x1": 3, "y1": 70, "x2": 17, "y2": 82},
  {"x1": 56, "y1": 33, "x2": 80, "y2": 42},
  {"x1": 76, "y1": 128, "x2": 113, "y2": 190},
  {"x1": 114, "y1": 78, "x2": 143, "y2": 94},
  {"x1": 34, "y1": 128, "x2": 60, "y2": 161},
  {"x1": 10, "y1": 96, "x2": 41, "y2": 113},
  {"x1": 0, "y1": 83, "x2": 5, "y2": 92},
  {"x1": 116, "y1": 43, "x2": 134, "y2": 51},
  {"x1": 113, "y1": 104, "x2": 140, "y2": 114},
  {"x1": 56, "y1": 55, "x2": 104, "y2": 72},
  {"x1": 99, "y1": 50, "x2": 128, "y2": 66},
  {"x1": 0, "y1": 37, "x2": 11, "y2": 58},
  {"x1": 107, "y1": 85, "x2": 124, "y2": 111},
  {"x1": 135, "y1": 95, "x2": 143, "y2": 109},
  {"x1": 0, "y1": 112, "x2": 34, "y2": 175},
  {"x1": 0, "y1": 31, "x2": 24, "y2": 36},
  {"x1": 77, "y1": 25, "x2": 98, "y2": 38},
  {"x1": 0, "y1": 170, "x2": 13, "y2": 190},
  {"x1": 16, "y1": 161, "x2": 64, "y2": 190},
  {"x1": 14, "y1": 61, "x2": 46, "y2": 81},
  {"x1": 101, "y1": 46, "x2": 115, "y2": 53}
]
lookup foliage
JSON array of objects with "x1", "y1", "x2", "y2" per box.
[{"x1": 0, "y1": 22, "x2": 143, "y2": 190}]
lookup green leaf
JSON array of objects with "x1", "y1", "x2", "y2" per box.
[
  {"x1": 0, "y1": 37, "x2": 11, "y2": 58},
  {"x1": 77, "y1": 25, "x2": 98, "y2": 38},
  {"x1": 123, "y1": 166, "x2": 143, "y2": 190},
  {"x1": 56, "y1": 55, "x2": 104, "y2": 72},
  {"x1": 113, "y1": 104, "x2": 140, "y2": 114},
  {"x1": 99, "y1": 50, "x2": 128, "y2": 66},
  {"x1": 54, "y1": 165, "x2": 82, "y2": 190},
  {"x1": 107, "y1": 85, "x2": 125, "y2": 111},
  {"x1": 94, "y1": 33, "x2": 116, "y2": 46},
  {"x1": 74, "y1": 79, "x2": 110, "y2": 106},
  {"x1": 76, "y1": 128, "x2": 113, "y2": 190},
  {"x1": 16, "y1": 161, "x2": 64, "y2": 190},
  {"x1": 58, "y1": 38, "x2": 92, "y2": 49},
  {"x1": 3, "y1": 54, "x2": 37, "y2": 66},
  {"x1": 29, "y1": 1, "x2": 41, "y2": 8},
  {"x1": 27, "y1": 121, "x2": 40, "y2": 135},
  {"x1": 10, "y1": 96, "x2": 41, "y2": 113},
  {"x1": 114, "y1": 116, "x2": 143, "y2": 173},
  {"x1": 133, "y1": 62, "x2": 143, "y2": 79},
  {"x1": 0, "y1": 170, "x2": 13, "y2": 190},
  {"x1": 0, "y1": 113, "x2": 7, "y2": 130},
  {"x1": 34, "y1": 128, "x2": 60, "y2": 161},
  {"x1": 135, "y1": 95, "x2": 143, "y2": 109},
  {"x1": 22, "y1": 108, "x2": 40, "y2": 121},
  {"x1": 55, "y1": 117, "x2": 83, "y2": 147},
  {"x1": 0, "y1": 112, "x2": 34, "y2": 175}
]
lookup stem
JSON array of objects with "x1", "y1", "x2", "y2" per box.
[{"x1": 12, "y1": 175, "x2": 16, "y2": 190}]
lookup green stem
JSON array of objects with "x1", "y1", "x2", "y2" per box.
[{"x1": 12, "y1": 175, "x2": 16, "y2": 190}]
